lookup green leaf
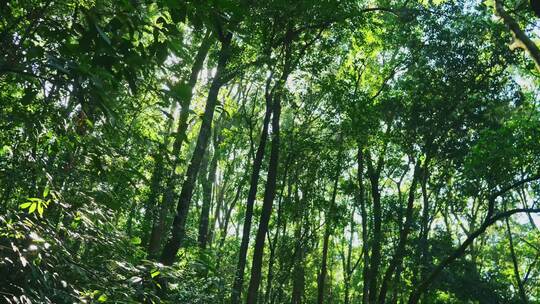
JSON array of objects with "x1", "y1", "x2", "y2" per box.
[
  {"x1": 95, "y1": 24, "x2": 111, "y2": 46},
  {"x1": 130, "y1": 236, "x2": 141, "y2": 245},
  {"x1": 98, "y1": 294, "x2": 108, "y2": 302},
  {"x1": 19, "y1": 202, "x2": 32, "y2": 209},
  {"x1": 37, "y1": 202, "x2": 44, "y2": 216},
  {"x1": 43, "y1": 186, "x2": 50, "y2": 198},
  {"x1": 151, "y1": 270, "x2": 160, "y2": 278},
  {"x1": 28, "y1": 202, "x2": 37, "y2": 214}
]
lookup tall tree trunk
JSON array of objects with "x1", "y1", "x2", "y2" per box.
[
  {"x1": 357, "y1": 145, "x2": 370, "y2": 304},
  {"x1": 143, "y1": 103, "x2": 176, "y2": 248},
  {"x1": 160, "y1": 33, "x2": 232, "y2": 266},
  {"x1": 418, "y1": 156, "x2": 431, "y2": 303},
  {"x1": 198, "y1": 122, "x2": 220, "y2": 249},
  {"x1": 366, "y1": 151, "x2": 383, "y2": 304},
  {"x1": 230, "y1": 75, "x2": 274, "y2": 304},
  {"x1": 245, "y1": 88, "x2": 282, "y2": 304},
  {"x1": 219, "y1": 173, "x2": 246, "y2": 249},
  {"x1": 318, "y1": 159, "x2": 340, "y2": 304},
  {"x1": 208, "y1": 153, "x2": 230, "y2": 246},
  {"x1": 147, "y1": 30, "x2": 213, "y2": 258},
  {"x1": 343, "y1": 205, "x2": 356, "y2": 304},
  {"x1": 505, "y1": 217, "x2": 528, "y2": 303},
  {"x1": 377, "y1": 160, "x2": 421, "y2": 304},
  {"x1": 263, "y1": 161, "x2": 290, "y2": 304},
  {"x1": 291, "y1": 220, "x2": 306, "y2": 304}
]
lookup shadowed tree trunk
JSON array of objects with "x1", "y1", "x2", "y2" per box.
[
  {"x1": 505, "y1": 217, "x2": 528, "y2": 303},
  {"x1": 407, "y1": 206, "x2": 540, "y2": 304},
  {"x1": 291, "y1": 219, "x2": 306, "y2": 304},
  {"x1": 245, "y1": 86, "x2": 282, "y2": 304},
  {"x1": 378, "y1": 160, "x2": 421, "y2": 304},
  {"x1": 343, "y1": 204, "x2": 358, "y2": 304},
  {"x1": 263, "y1": 156, "x2": 291, "y2": 304},
  {"x1": 230, "y1": 74, "x2": 274, "y2": 304},
  {"x1": 160, "y1": 32, "x2": 232, "y2": 266},
  {"x1": 317, "y1": 154, "x2": 341, "y2": 304},
  {"x1": 198, "y1": 121, "x2": 220, "y2": 249},
  {"x1": 147, "y1": 30, "x2": 213, "y2": 258},
  {"x1": 366, "y1": 150, "x2": 384, "y2": 304},
  {"x1": 142, "y1": 103, "x2": 176, "y2": 247},
  {"x1": 357, "y1": 144, "x2": 370, "y2": 304}
]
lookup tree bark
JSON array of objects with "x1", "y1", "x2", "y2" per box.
[
  {"x1": 407, "y1": 208, "x2": 540, "y2": 304},
  {"x1": 366, "y1": 151, "x2": 383, "y2": 304},
  {"x1": 263, "y1": 158, "x2": 291, "y2": 304},
  {"x1": 230, "y1": 75, "x2": 274, "y2": 304},
  {"x1": 505, "y1": 217, "x2": 528, "y2": 303},
  {"x1": 160, "y1": 33, "x2": 232, "y2": 266},
  {"x1": 245, "y1": 87, "x2": 282, "y2": 304},
  {"x1": 494, "y1": 0, "x2": 540, "y2": 72},
  {"x1": 377, "y1": 160, "x2": 421, "y2": 304},
  {"x1": 291, "y1": 220, "x2": 306, "y2": 304},
  {"x1": 198, "y1": 122, "x2": 220, "y2": 249},
  {"x1": 357, "y1": 145, "x2": 370, "y2": 304},
  {"x1": 147, "y1": 30, "x2": 213, "y2": 258},
  {"x1": 318, "y1": 161, "x2": 340, "y2": 304},
  {"x1": 343, "y1": 205, "x2": 356, "y2": 304}
]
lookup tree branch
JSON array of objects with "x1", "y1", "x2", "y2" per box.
[
  {"x1": 494, "y1": 0, "x2": 540, "y2": 72},
  {"x1": 407, "y1": 207, "x2": 540, "y2": 304}
]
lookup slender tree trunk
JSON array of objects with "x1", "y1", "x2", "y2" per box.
[
  {"x1": 418, "y1": 156, "x2": 431, "y2": 304},
  {"x1": 263, "y1": 160, "x2": 290, "y2": 304},
  {"x1": 357, "y1": 145, "x2": 370, "y2": 304},
  {"x1": 366, "y1": 152, "x2": 382, "y2": 304},
  {"x1": 318, "y1": 169, "x2": 340, "y2": 304},
  {"x1": 147, "y1": 30, "x2": 213, "y2": 258},
  {"x1": 208, "y1": 154, "x2": 229, "y2": 246},
  {"x1": 317, "y1": 226, "x2": 330, "y2": 304},
  {"x1": 407, "y1": 208, "x2": 540, "y2": 304},
  {"x1": 291, "y1": 220, "x2": 305, "y2": 304},
  {"x1": 143, "y1": 104, "x2": 176, "y2": 248},
  {"x1": 505, "y1": 218, "x2": 528, "y2": 303},
  {"x1": 219, "y1": 173, "x2": 246, "y2": 249},
  {"x1": 245, "y1": 89, "x2": 282, "y2": 304},
  {"x1": 231, "y1": 76, "x2": 274, "y2": 304},
  {"x1": 160, "y1": 33, "x2": 232, "y2": 266},
  {"x1": 378, "y1": 160, "x2": 421, "y2": 304},
  {"x1": 344, "y1": 205, "x2": 356, "y2": 304},
  {"x1": 198, "y1": 123, "x2": 220, "y2": 249}
]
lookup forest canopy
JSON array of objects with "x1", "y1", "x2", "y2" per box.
[{"x1": 1, "y1": 0, "x2": 540, "y2": 303}]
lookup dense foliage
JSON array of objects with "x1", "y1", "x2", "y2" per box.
[{"x1": 1, "y1": 0, "x2": 540, "y2": 303}]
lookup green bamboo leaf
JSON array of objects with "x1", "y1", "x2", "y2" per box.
[
  {"x1": 37, "y1": 202, "x2": 44, "y2": 216},
  {"x1": 19, "y1": 202, "x2": 32, "y2": 209},
  {"x1": 28, "y1": 202, "x2": 37, "y2": 214}
]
